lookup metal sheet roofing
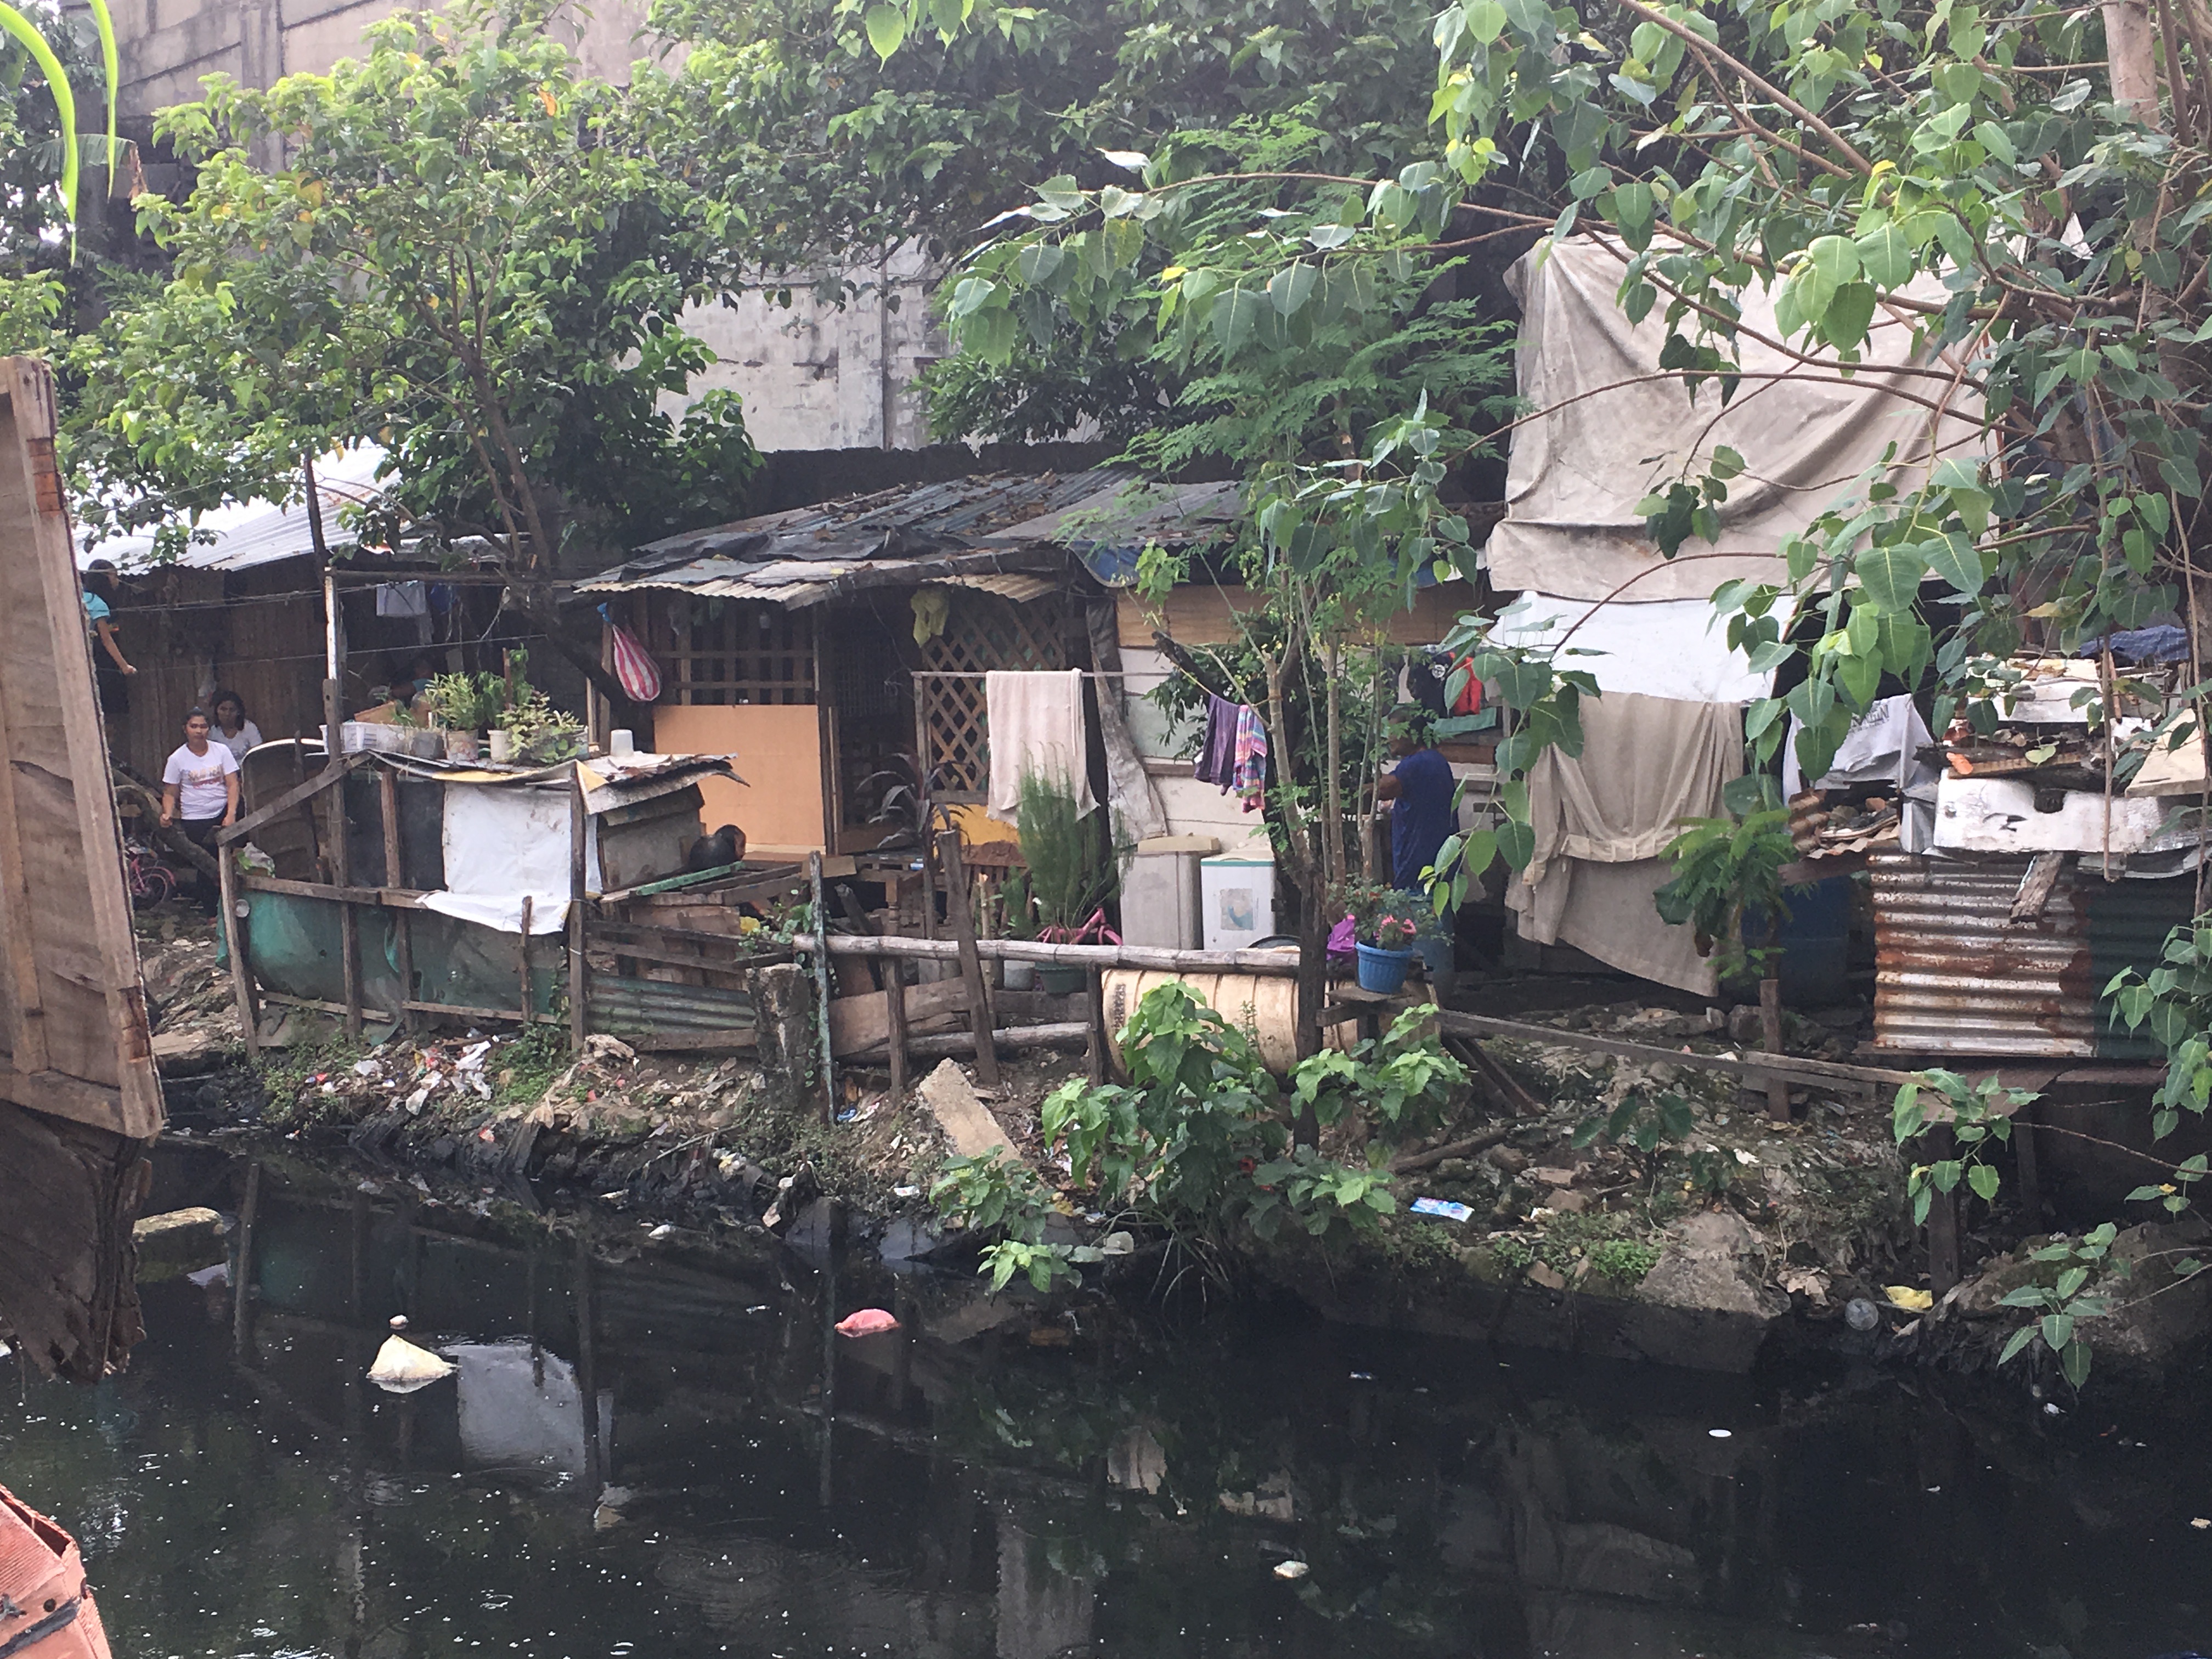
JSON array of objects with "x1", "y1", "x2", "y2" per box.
[
  {"x1": 578, "y1": 468, "x2": 1241, "y2": 607},
  {"x1": 80, "y1": 445, "x2": 391, "y2": 574}
]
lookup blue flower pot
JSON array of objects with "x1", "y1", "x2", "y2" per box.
[{"x1": 1355, "y1": 943, "x2": 1414, "y2": 994}]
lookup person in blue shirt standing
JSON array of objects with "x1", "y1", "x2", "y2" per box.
[{"x1": 1375, "y1": 704, "x2": 1457, "y2": 984}]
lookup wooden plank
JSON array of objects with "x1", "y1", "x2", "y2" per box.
[
  {"x1": 847, "y1": 1022, "x2": 1090, "y2": 1065},
  {"x1": 596, "y1": 860, "x2": 742, "y2": 904},
  {"x1": 828, "y1": 979, "x2": 970, "y2": 1057},
  {"x1": 571, "y1": 769, "x2": 589, "y2": 1053},
  {"x1": 937, "y1": 832, "x2": 1000, "y2": 1088},
  {"x1": 0, "y1": 356, "x2": 160, "y2": 1139},
  {"x1": 884, "y1": 962, "x2": 909, "y2": 1102},
  {"x1": 1759, "y1": 977, "x2": 1790, "y2": 1121},
  {"x1": 218, "y1": 833, "x2": 261, "y2": 1060},
  {"x1": 518, "y1": 896, "x2": 534, "y2": 1029},
  {"x1": 1086, "y1": 966, "x2": 1107, "y2": 1085},
  {"x1": 1429, "y1": 1008, "x2": 1921, "y2": 1094},
  {"x1": 216, "y1": 749, "x2": 366, "y2": 845},
  {"x1": 238, "y1": 873, "x2": 425, "y2": 906},
  {"x1": 257, "y1": 990, "x2": 402, "y2": 1022},
  {"x1": 380, "y1": 768, "x2": 417, "y2": 1036},
  {"x1": 808, "y1": 851, "x2": 837, "y2": 1119}
]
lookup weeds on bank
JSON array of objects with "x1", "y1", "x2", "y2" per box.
[{"x1": 931, "y1": 983, "x2": 1468, "y2": 1292}]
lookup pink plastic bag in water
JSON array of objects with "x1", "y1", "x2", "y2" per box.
[
  {"x1": 834, "y1": 1308, "x2": 901, "y2": 1338},
  {"x1": 1327, "y1": 916, "x2": 1356, "y2": 960}
]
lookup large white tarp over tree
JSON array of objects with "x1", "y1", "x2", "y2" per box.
[{"x1": 1485, "y1": 236, "x2": 1983, "y2": 604}]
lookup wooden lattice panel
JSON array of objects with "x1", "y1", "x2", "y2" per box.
[
  {"x1": 918, "y1": 594, "x2": 1068, "y2": 796},
  {"x1": 643, "y1": 594, "x2": 815, "y2": 706}
]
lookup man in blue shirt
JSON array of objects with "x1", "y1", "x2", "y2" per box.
[{"x1": 1375, "y1": 705, "x2": 1458, "y2": 980}]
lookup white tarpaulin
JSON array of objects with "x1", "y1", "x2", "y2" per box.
[
  {"x1": 423, "y1": 781, "x2": 595, "y2": 935},
  {"x1": 1488, "y1": 591, "x2": 1782, "y2": 703},
  {"x1": 1487, "y1": 235, "x2": 1983, "y2": 603}
]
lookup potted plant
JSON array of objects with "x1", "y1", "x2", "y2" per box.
[
  {"x1": 1337, "y1": 878, "x2": 1427, "y2": 994},
  {"x1": 498, "y1": 689, "x2": 586, "y2": 764},
  {"x1": 1013, "y1": 769, "x2": 1118, "y2": 994},
  {"x1": 424, "y1": 672, "x2": 503, "y2": 762}
]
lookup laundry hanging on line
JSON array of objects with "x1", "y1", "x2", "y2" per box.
[
  {"x1": 984, "y1": 668, "x2": 1094, "y2": 822},
  {"x1": 1194, "y1": 693, "x2": 1242, "y2": 788},
  {"x1": 1232, "y1": 705, "x2": 1268, "y2": 812}
]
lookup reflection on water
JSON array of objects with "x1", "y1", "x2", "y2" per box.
[{"x1": 4, "y1": 1147, "x2": 2211, "y2": 1659}]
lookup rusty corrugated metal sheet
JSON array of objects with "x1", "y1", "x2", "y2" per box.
[
  {"x1": 1869, "y1": 851, "x2": 2192, "y2": 1059},
  {"x1": 588, "y1": 974, "x2": 755, "y2": 1036}
]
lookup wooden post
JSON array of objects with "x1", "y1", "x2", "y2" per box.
[
  {"x1": 884, "y1": 961, "x2": 909, "y2": 1103},
  {"x1": 569, "y1": 766, "x2": 589, "y2": 1053},
  {"x1": 807, "y1": 851, "x2": 838, "y2": 1120},
  {"x1": 1085, "y1": 965, "x2": 1107, "y2": 1086},
  {"x1": 518, "y1": 896, "x2": 534, "y2": 1027},
  {"x1": 232, "y1": 1160, "x2": 261, "y2": 1361},
  {"x1": 1758, "y1": 976, "x2": 1789, "y2": 1122},
  {"x1": 379, "y1": 768, "x2": 416, "y2": 1035},
  {"x1": 935, "y1": 831, "x2": 1000, "y2": 1090},
  {"x1": 218, "y1": 835, "x2": 260, "y2": 1060},
  {"x1": 2014, "y1": 1102, "x2": 2042, "y2": 1222},
  {"x1": 323, "y1": 566, "x2": 360, "y2": 1039}
]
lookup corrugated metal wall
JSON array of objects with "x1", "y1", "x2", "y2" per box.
[{"x1": 1870, "y1": 851, "x2": 2194, "y2": 1058}]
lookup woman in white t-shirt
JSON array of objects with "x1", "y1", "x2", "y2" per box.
[
  {"x1": 161, "y1": 708, "x2": 240, "y2": 915},
  {"x1": 209, "y1": 689, "x2": 262, "y2": 765}
]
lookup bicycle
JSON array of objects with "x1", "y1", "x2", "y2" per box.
[{"x1": 123, "y1": 839, "x2": 179, "y2": 911}]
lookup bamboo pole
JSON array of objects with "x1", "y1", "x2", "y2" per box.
[{"x1": 789, "y1": 933, "x2": 1306, "y2": 974}]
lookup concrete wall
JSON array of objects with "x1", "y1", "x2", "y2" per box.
[
  {"x1": 94, "y1": 0, "x2": 953, "y2": 455},
  {"x1": 670, "y1": 244, "x2": 950, "y2": 454},
  {"x1": 88, "y1": 0, "x2": 653, "y2": 133}
]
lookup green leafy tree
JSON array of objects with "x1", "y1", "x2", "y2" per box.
[{"x1": 71, "y1": 0, "x2": 759, "y2": 596}]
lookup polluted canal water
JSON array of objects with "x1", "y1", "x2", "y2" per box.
[{"x1": 5, "y1": 1145, "x2": 2212, "y2": 1659}]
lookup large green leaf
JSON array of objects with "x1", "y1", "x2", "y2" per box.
[
  {"x1": 0, "y1": 3, "x2": 80, "y2": 234},
  {"x1": 862, "y1": 3, "x2": 908, "y2": 60},
  {"x1": 1855, "y1": 544, "x2": 1929, "y2": 614}
]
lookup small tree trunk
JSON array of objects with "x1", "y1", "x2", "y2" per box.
[
  {"x1": 1323, "y1": 639, "x2": 1345, "y2": 890},
  {"x1": 1294, "y1": 855, "x2": 1328, "y2": 1077},
  {"x1": 2106, "y1": 0, "x2": 2163, "y2": 121}
]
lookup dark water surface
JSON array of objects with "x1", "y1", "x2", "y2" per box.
[{"x1": 4, "y1": 1146, "x2": 2211, "y2": 1659}]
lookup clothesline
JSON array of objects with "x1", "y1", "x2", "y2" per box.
[{"x1": 909, "y1": 669, "x2": 1128, "y2": 679}]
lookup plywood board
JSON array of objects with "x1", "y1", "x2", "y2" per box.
[
  {"x1": 0, "y1": 358, "x2": 161, "y2": 1141},
  {"x1": 827, "y1": 979, "x2": 969, "y2": 1056},
  {"x1": 650, "y1": 703, "x2": 827, "y2": 854},
  {"x1": 1118, "y1": 582, "x2": 1476, "y2": 648}
]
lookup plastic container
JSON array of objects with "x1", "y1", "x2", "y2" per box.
[
  {"x1": 1121, "y1": 837, "x2": 1215, "y2": 949},
  {"x1": 1199, "y1": 854, "x2": 1275, "y2": 951},
  {"x1": 1356, "y1": 943, "x2": 1414, "y2": 994}
]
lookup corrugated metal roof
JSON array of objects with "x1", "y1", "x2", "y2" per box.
[
  {"x1": 1868, "y1": 851, "x2": 2192, "y2": 1059},
  {"x1": 928, "y1": 572, "x2": 1057, "y2": 603},
  {"x1": 81, "y1": 445, "x2": 391, "y2": 574},
  {"x1": 578, "y1": 468, "x2": 1237, "y2": 607},
  {"x1": 983, "y1": 478, "x2": 1242, "y2": 550}
]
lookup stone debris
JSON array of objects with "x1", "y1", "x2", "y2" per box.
[{"x1": 915, "y1": 1058, "x2": 1014, "y2": 1163}]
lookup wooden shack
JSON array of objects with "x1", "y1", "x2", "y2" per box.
[{"x1": 0, "y1": 357, "x2": 165, "y2": 1383}]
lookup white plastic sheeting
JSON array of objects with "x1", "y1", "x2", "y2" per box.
[
  {"x1": 1487, "y1": 590, "x2": 1781, "y2": 703},
  {"x1": 420, "y1": 781, "x2": 595, "y2": 935}
]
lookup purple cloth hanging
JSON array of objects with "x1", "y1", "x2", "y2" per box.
[{"x1": 1194, "y1": 693, "x2": 1241, "y2": 787}]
